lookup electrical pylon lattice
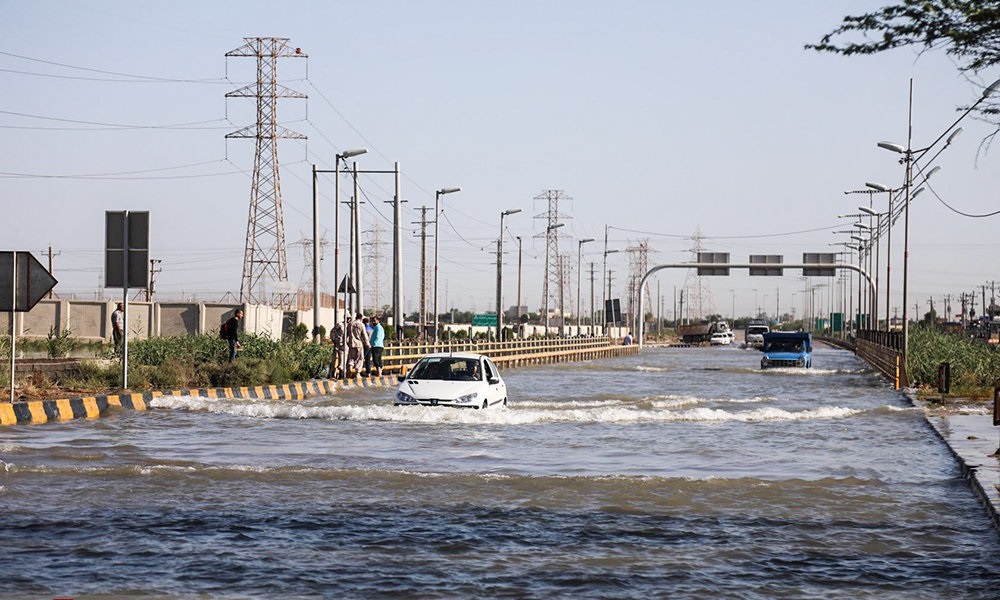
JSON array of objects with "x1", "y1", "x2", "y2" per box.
[
  {"x1": 226, "y1": 37, "x2": 307, "y2": 306},
  {"x1": 626, "y1": 239, "x2": 653, "y2": 324},
  {"x1": 682, "y1": 228, "x2": 717, "y2": 321},
  {"x1": 533, "y1": 190, "x2": 571, "y2": 325}
]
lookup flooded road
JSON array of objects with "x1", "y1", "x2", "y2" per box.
[{"x1": 2, "y1": 344, "x2": 998, "y2": 598}]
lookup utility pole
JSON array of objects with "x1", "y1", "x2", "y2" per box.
[
  {"x1": 588, "y1": 261, "x2": 595, "y2": 336},
  {"x1": 414, "y1": 207, "x2": 432, "y2": 339},
  {"x1": 147, "y1": 259, "x2": 162, "y2": 301},
  {"x1": 43, "y1": 245, "x2": 60, "y2": 299}
]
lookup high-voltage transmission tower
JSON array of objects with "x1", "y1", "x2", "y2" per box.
[
  {"x1": 681, "y1": 228, "x2": 717, "y2": 322},
  {"x1": 533, "y1": 190, "x2": 571, "y2": 330},
  {"x1": 626, "y1": 239, "x2": 653, "y2": 329},
  {"x1": 225, "y1": 37, "x2": 307, "y2": 306},
  {"x1": 363, "y1": 221, "x2": 385, "y2": 312}
]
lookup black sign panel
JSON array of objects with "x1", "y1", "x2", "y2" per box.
[
  {"x1": 106, "y1": 211, "x2": 150, "y2": 288},
  {"x1": 697, "y1": 252, "x2": 730, "y2": 276},
  {"x1": 0, "y1": 251, "x2": 58, "y2": 312},
  {"x1": 749, "y1": 254, "x2": 783, "y2": 276},
  {"x1": 802, "y1": 253, "x2": 837, "y2": 277}
]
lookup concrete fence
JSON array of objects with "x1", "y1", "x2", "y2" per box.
[
  {"x1": 2, "y1": 299, "x2": 631, "y2": 344},
  {"x1": 1, "y1": 299, "x2": 287, "y2": 341}
]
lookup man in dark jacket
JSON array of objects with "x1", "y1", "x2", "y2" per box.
[{"x1": 223, "y1": 309, "x2": 244, "y2": 362}]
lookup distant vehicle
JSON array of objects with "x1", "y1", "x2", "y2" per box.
[
  {"x1": 394, "y1": 352, "x2": 507, "y2": 409},
  {"x1": 676, "y1": 320, "x2": 731, "y2": 344},
  {"x1": 760, "y1": 332, "x2": 812, "y2": 369},
  {"x1": 744, "y1": 321, "x2": 770, "y2": 349},
  {"x1": 710, "y1": 332, "x2": 732, "y2": 346}
]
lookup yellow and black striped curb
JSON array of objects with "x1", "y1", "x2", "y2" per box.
[{"x1": 0, "y1": 375, "x2": 396, "y2": 427}]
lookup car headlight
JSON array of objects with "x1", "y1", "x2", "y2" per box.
[
  {"x1": 796, "y1": 358, "x2": 805, "y2": 367},
  {"x1": 395, "y1": 390, "x2": 416, "y2": 403},
  {"x1": 457, "y1": 392, "x2": 479, "y2": 404}
]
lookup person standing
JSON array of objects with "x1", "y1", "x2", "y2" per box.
[
  {"x1": 328, "y1": 319, "x2": 345, "y2": 379},
  {"x1": 346, "y1": 313, "x2": 370, "y2": 377},
  {"x1": 362, "y1": 317, "x2": 374, "y2": 375},
  {"x1": 111, "y1": 302, "x2": 124, "y2": 352},
  {"x1": 369, "y1": 315, "x2": 385, "y2": 377},
  {"x1": 222, "y1": 309, "x2": 244, "y2": 362}
]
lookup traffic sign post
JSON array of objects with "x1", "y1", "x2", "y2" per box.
[
  {"x1": 0, "y1": 250, "x2": 58, "y2": 402},
  {"x1": 106, "y1": 211, "x2": 150, "y2": 390}
]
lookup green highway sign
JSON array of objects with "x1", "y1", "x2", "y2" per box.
[{"x1": 471, "y1": 313, "x2": 497, "y2": 327}]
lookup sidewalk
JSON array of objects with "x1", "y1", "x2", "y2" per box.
[{"x1": 919, "y1": 399, "x2": 1000, "y2": 529}]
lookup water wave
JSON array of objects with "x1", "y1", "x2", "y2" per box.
[{"x1": 151, "y1": 394, "x2": 864, "y2": 425}]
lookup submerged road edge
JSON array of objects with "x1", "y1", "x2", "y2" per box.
[{"x1": 0, "y1": 375, "x2": 396, "y2": 426}]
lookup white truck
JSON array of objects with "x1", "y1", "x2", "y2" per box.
[{"x1": 744, "y1": 320, "x2": 769, "y2": 349}]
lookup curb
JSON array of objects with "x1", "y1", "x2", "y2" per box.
[
  {"x1": 0, "y1": 375, "x2": 396, "y2": 426},
  {"x1": 906, "y1": 391, "x2": 1000, "y2": 533}
]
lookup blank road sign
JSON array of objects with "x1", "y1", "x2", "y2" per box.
[{"x1": 0, "y1": 251, "x2": 58, "y2": 312}]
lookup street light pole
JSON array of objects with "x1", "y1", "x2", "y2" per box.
[
  {"x1": 516, "y1": 236, "x2": 522, "y2": 324},
  {"x1": 433, "y1": 186, "x2": 461, "y2": 344},
  {"x1": 310, "y1": 149, "x2": 367, "y2": 344},
  {"x1": 877, "y1": 77, "x2": 1000, "y2": 360},
  {"x1": 576, "y1": 238, "x2": 594, "y2": 335},
  {"x1": 496, "y1": 208, "x2": 522, "y2": 341}
]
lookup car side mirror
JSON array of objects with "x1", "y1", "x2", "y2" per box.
[
  {"x1": 488, "y1": 377, "x2": 500, "y2": 385},
  {"x1": 397, "y1": 374, "x2": 407, "y2": 382}
]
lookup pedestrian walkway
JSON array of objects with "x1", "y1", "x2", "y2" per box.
[{"x1": 920, "y1": 401, "x2": 1000, "y2": 530}]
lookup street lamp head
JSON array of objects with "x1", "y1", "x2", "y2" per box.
[
  {"x1": 547, "y1": 223, "x2": 565, "y2": 231},
  {"x1": 877, "y1": 141, "x2": 906, "y2": 154},
  {"x1": 945, "y1": 128, "x2": 963, "y2": 146},
  {"x1": 984, "y1": 77, "x2": 1000, "y2": 98},
  {"x1": 337, "y1": 148, "x2": 368, "y2": 160},
  {"x1": 865, "y1": 181, "x2": 890, "y2": 192},
  {"x1": 858, "y1": 206, "x2": 878, "y2": 216},
  {"x1": 437, "y1": 187, "x2": 461, "y2": 196},
  {"x1": 924, "y1": 165, "x2": 942, "y2": 180},
  {"x1": 579, "y1": 238, "x2": 595, "y2": 245},
  {"x1": 912, "y1": 187, "x2": 925, "y2": 199},
  {"x1": 853, "y1": 222, "x2": 871, "y2": 230},
  {"x1": 850, "y1": 235, "x2": 865, "y2": 242},
  {"x1": 502, "y1": 208, "x2": 522, "y2": 216}
]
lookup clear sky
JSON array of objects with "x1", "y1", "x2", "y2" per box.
[{"x1": 3, "y1": 1, "x2": 999, "y2": 322}]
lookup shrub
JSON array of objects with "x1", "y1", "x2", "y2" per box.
[
  {"x1": 46, "y1": 328, "x2": 79, "y2": 358},
  {"x1": 908, "y1": 325, "x2": 1000, "y2": 397}
]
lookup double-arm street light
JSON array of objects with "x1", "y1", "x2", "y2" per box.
[
  {"x1": 496, "y1": 208, "x2": 522, "y2": 340},
  {"x1": 576, "y1": 238, "x2": 595, "y2": 333},
  {"x1": 876, "y1": 78, "x2": 1000, "y2": 359},
  {"x1": 433, "y1": 186, "x2": 461, "y2": 343},
  {"x1": 310, "y1": 148, "x2": 367, "y2": 343}
]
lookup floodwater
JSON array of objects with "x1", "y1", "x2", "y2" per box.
[{"x1": 2, "y1": 344, "x2": 999, "y2": 599}]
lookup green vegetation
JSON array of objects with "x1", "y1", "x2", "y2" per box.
[
  {"x1": 908, "y1": 325, "x2": 1000, "y2": 398},
  {"x1": 4, "y1": 333, "x2": 334, "y2": 397}
]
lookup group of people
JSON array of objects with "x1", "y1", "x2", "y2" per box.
[
  {"x1": 119, "y1": 304, "x2": 383, "y2": 374},
  {"x1": 328, "y1": 312, "x2": 385, "y2": 379}
]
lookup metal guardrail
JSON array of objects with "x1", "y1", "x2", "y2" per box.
[{"x1": 379, "y1": 336, "x2": 625, "y2": 374}]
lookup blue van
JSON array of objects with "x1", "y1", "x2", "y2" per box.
[{"x1": 760, "y1": 332, "x2": 812, "y2": 369}]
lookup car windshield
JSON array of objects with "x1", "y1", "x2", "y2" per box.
[
  {"x1": 409, "y1": 357, "x2": 481, "y2": 381},
  {"x1": 764, "y1": 339, "x2": 807, "y2": 353}
]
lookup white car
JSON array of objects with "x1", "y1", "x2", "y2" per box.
[
  {"x1": 710, "y1": 332, "x2": 732, "y2": 346},
  {"x1": 394, "y1": 352, "x2": 508, "y2": 409}
]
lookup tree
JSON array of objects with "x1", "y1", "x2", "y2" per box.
[{"x1": 808, "y1": 1, "x2": 1000, "y2": 118}]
